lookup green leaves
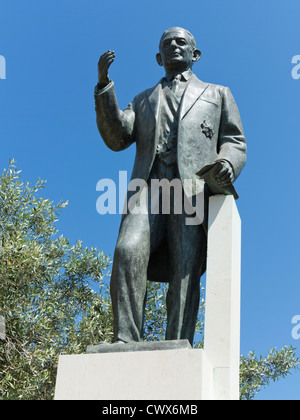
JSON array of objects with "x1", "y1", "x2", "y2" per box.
[
  {"x1": 0, "y1": 161, "x2": 111, "y2": 399},
  {"x1": 240, "y1": 346, "x2": 300, "y2": 400},
  {"x1": 143, "y1": 282, "x2": 168, "y2": 342}
]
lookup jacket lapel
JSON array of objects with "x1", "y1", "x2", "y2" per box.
[
  {"x1": 179, "y1": 75, "x2": 209, "y2": 120},
  {"x1": 146, "y1": 76, "x2": 209, "y2": 121},
  {"x1": 146, "y1": 80, "x2": 163, "y2": 121}
]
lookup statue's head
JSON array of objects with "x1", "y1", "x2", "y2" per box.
[{"x1": 156, "y1": 27, "x2": 201, "y2": 73}]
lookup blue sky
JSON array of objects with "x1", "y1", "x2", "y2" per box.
[{"x1": 1, "y1": 0, "x2": 300, "y2": 400}]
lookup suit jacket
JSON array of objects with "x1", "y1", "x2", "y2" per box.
[
  {"x1": 95, "y1": 73, "x2": 246, "y2": 194},
  {"x1": 94, "y1": 74, "x2": 247, "y2": 282}
]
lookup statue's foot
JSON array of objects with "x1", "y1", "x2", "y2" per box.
[{"x1": 97, "y1": 340, "x2": 126, "y2": 345}]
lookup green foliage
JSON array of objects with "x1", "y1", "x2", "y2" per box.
[
  {"x1": 143, "y1": 282, "x2": 167, "y2": 342},
  {"x1": 0, "y1": 160, "x2": 112, "y2": 399},
  {"x1": 0, "y1": 160, "x2": 299, "y2": 400},
  {"x1": 240, "y1": 346, "x2": 300, "y2": 400}
]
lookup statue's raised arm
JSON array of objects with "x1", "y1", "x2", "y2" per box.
[{"x1": 95, "y1": 50, "x2": 135, "y2": 151}]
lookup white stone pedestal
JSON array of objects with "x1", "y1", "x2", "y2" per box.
[
  {"x1": 54, "y1": 195, "x2": 241, "y2": 400},
  {"x1": 55, "y1": 345, "x2": 213, "y2": 400},
  {"x1": 204, "y1": 195, "x2": 241, "y2": 400}
]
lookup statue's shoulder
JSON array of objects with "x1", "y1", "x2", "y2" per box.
[
  {"x1": 133, "y1": 89, "x2": 148, "y2": 102},
  {"x1": 193, "y1": 76, "x2": 230, "y2": 103},
  {"x1": 131, "y1": 79, "x2": 163, "y2": 106},
  {"x1": 194, "y1": 76, "x2": 228, "y2": 93},
  {"x1": 140, "y1": 79, "x2": 163, "y2": 96}
]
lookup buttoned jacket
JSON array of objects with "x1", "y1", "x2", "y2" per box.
[
  {"x1": 95, "y1": 74, "x2": 247, "y2": 282},
  {"x1": 95, "y1": 74, "x2": 247, "y2": 199}
]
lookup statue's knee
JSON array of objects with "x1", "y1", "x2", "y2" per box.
[{"x1": 115, "y1": 237, "x2": 144, "y2": 262}]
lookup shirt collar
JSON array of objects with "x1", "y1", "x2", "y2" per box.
[{"x1": 164, "y1": 68, "x2": 193, "y2": 82}]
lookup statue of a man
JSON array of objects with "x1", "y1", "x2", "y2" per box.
[{"x1": 95, "y1": 27, "x2": 247, "y2": 345}]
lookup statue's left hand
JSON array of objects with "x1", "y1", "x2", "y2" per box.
[{"x1": 214, "y1": 160, "x2": 234, "y2": 187}]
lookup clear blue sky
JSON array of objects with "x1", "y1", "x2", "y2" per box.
[{"x1": 1, "y1": 0, "x2": 300, "y2": 400}]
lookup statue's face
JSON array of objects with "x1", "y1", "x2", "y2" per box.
[{"x1": 158, "y1": 28, "x2": 197, "y2": 72}]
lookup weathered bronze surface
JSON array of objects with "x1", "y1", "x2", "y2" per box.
[{"x1": 95, "y1": 27, "x2": 247, "y2": 345}]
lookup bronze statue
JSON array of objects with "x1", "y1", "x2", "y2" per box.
[{"x1": 95, "y1": 27, "x2": 247, "y2": 345}]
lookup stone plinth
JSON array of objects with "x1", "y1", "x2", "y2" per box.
[
  {"x1": 204, "y1": 195, "x2": 241, "y2": 400},
  {"x1": 55, "y1": 345, "x2": 213, "y2": 400}
]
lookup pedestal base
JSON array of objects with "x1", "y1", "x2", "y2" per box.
[{"x1": 54, "y1": 345, "x2": 213, "y2": 400}]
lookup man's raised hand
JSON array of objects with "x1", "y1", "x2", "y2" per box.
[{"x1": 98, "y1": 50, "x2": 115, "y2": 88}]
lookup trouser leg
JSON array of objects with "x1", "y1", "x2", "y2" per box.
[
  {"x1": 110, "y1": 188, "x2": 166, "y2": 343},
  {"x1": 165, "y1": 199, "x2": 207, "y2": 346}
]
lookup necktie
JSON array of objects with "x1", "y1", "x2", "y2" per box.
[{"x1": 170, "y1": 74, "x2": 181, "y2": 93}]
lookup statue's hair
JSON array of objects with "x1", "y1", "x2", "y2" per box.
[{"x1": 159, "y1": 27, "x2": 197, "y2": 49}]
